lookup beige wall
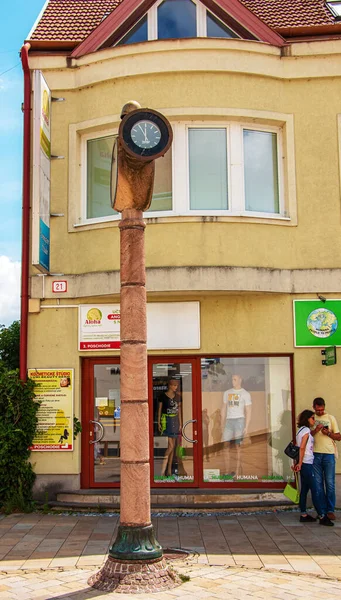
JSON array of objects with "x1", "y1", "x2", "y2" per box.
[
  {"x1": 29, "y1": 39, "x2": 341, "y2": 277},
  {"x1": 27, "y1": 38, "x2": 341, "y2": 480},
  {"x1": 28, "y1": 293, "x2": 341, "y2": 475}
]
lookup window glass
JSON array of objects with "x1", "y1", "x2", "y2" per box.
[
  {"x1": 327, "y1": 1, "x2": 341, "y2": 16},
  {"x1": 93, "y1": 364, "x2": 121, "y2": 483},
  {"x1": 207, "y1": 12, "x2": 238, "y2": 38},
  {"x1": 117, "y1": 15, "x2": 148, "y2": 45},
  {"x1": 189, "y1": 128, "x2": 228, "y2": 210},
  {"x1": 201, "y1": 356, "x2": 292, "y2": 483},
  {"x1": 152, "y1": 362, "x2": 194, "y2": 483},
  {"x1": 87, "y1": 135, "x2": 117, "y2": 219},
  {"x1": 147, "y1": 147, "x2": 172, "y2": 212},
  {"x1": 158, "y1": 0, "x2": 197, "y2": 39},
  {"x1": 243, "y1": 129, "x2": 279, "y2": 213}
]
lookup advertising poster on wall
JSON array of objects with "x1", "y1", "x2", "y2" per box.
[
  {"x1": 78, "y1": 302, "x2": 200, "y2": 351},
  {"x1": 79, "y1": 305, "x2": 120, "y2": 350},
  {"x1": 28, "y1": 369, "x2": 74, "y2": 451},
  {"x1": 294, "y1": 300, "x2": 341, "y2": 347},
  {"x1": 32, "y1": 70, "x2": 51, "y2": 273}
]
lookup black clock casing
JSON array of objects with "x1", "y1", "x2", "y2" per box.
[{"x1": 119, "y1": 108, "x2": 173, "y2": 160}]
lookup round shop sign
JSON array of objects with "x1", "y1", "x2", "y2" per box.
[{"x1": 307, "y1": 308, "x2": 338, "y2": 339}]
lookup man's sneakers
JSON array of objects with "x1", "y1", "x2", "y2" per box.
[
  {"x1": 299, "y1": 514, "x2": 316, "y2": 522},
  {"x1": 319, "y1": 515, "x2": 334, "y2": 526},
  {"x1": 327, "y1": 512, "x2": 336, "y2": 520}
]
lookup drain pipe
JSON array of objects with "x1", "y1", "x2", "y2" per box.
[{"x1": 19, "y1": 43, "x2": 31, "y2": 381}]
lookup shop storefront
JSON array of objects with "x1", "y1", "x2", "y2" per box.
[{"x1": 81, "y1": 354, "x2": 293, "y2": 490}]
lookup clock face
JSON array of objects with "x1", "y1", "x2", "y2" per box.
[
  {"x1": 120, "y1": 109, "x2": 173, "y2": 160},
  {"x1": 131, "y1": 120, "x2": 161, "y2": 149}
]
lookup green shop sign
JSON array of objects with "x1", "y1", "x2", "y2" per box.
[{"x1": 294, "y1": 300, "x2": 341, "y2": 347}]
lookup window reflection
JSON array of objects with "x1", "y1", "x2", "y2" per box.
[
  {"x1": 189, "y1": 128, "x2": 228, "y2": 210},
  {"x1": 158, "y1": 0, "x2": 197, "y2": 39},
  {"x1": 206, "y1": 12, "x2": 238, "y2": 38},
  {"x1": 153, "y1": 362, "x2": 194, "y2": 483},
  {"x1": 118, "y1": 15, "x2": 148, "y2": 45},
  {"x1": 201, "y1": 357, "x2": 292, "y2": 483},
  {"x1": 93, "y1": 365, "x2": 121, "y2": 483},
  {"x1": 243, "y1": 129, "x2": 279, "y2": 213},
  {"x1": 146, "y1": 147, "x2": 172, "y2": 212},
  {"x1": 87, "y1": 135, "x2": 117, "y2": 219}
]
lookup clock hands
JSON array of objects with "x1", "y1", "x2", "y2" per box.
[
  {"x1": 128, "y1": 117, "x2": 164, "y2": 152},
  {"x1": 137, "y1": 123, "x2": 150, "y2": 144}
]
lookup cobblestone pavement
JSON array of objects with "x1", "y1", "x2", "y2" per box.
[{"x1": 1, "y1": 511, "x2": 341, "y2": 598}]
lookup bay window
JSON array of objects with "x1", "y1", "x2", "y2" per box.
[{"x1": 83, "y1": 120, "x2": 286, "y2": 223}]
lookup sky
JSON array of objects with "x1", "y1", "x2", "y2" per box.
[{"x1": 0, "y1": 0, "x2": 44, "y2": 326}]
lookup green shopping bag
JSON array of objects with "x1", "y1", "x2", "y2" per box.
[
  {"x1": 176, "y1": 444, "x2": 185, "y2": 458},
  {"x1": 283, "y1": 472, "x2": 299, "y2": 504},
  {"x1": 176, "y1": 434, "x2": 185, "y2": 458}
]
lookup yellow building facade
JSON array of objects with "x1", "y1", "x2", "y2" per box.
[{"x1": 23, "y1": 0, "x2": 341, "y2": 502}]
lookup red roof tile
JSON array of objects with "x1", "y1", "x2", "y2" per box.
[
  {"x1": 29, "y1": 0, "x2": 121, "y2": 43},
  {"x1": 28, "y1": 0, "x2": 337, "y2": 44},
  {"x1": 240, "y1": 0, "x2": 334, "y2": 29}
]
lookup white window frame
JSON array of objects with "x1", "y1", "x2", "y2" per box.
[
  {"x1": 79, "y1": 119, "x2": 286, "y2": 224},
  {"x1": 172, "y1": 120, "x2": 285, "y2": 219},
  {"x1": 182, "y1": 122, "x2": 231, "y2": 216},
  {"x1": 240, "y1": 123, "x2": 285, "y2": 218},
  {"x1": 81, "y1": 128, "x2": 118, "y2": 226},
  {"x1": 327, "y1": 1, "x2": 341, "y2": 17}
]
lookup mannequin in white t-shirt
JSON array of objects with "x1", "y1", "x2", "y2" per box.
[{"x1": 222, "y1": 374, "x2": 252, "y2": 477}]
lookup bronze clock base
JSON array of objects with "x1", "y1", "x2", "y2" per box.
[{"x1": 87, "y1": 554, "x2": 181, "y2": 593}]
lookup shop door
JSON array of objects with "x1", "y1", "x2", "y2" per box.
[
  {"x1": 82, "y1": 357, "x2": 200, "y2": 488},
  {"x1": 149, "y1": 358, "x2": 199, "y2": 486},
  {"x1": 82, "y1": 358, "x2": 121, "y2": 488}
]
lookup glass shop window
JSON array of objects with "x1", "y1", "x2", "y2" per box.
[{"x1": 200, "y1": 356, "x2": 293, "y2": 484}]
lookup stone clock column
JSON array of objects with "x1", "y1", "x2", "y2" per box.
[{"x1": 88, "y1": 103, "x2": 179, "y2": 593}]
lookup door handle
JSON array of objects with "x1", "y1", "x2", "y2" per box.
[
  {"x1": 182, "y1": 419, "x2": 198, "y2": 444},
  {"x1": 89, "y1": 420, "x2": 104, "y2": 444}
]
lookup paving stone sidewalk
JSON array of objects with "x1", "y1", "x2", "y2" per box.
[{"x1": 1, "y1": 511, "x2": 341, "y2": 599}]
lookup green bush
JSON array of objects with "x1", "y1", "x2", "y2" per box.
[
  {"x1": 0, "y1": 321, "x2": 20, "y2": 371},
  {"x1": 0, "y1": 369, "x2": 38, "y2": 512}
]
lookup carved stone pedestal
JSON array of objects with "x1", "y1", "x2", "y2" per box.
[{"x1": 87, "y1": 555, "x2": 181, "y2": 594}]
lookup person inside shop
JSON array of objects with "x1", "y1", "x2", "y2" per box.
[
  {"x1": 158, "y1": 377, "x2": 182, "y2": 478},
  {"x1": 311, "y1": 397, "x2": 341, "y2": 521},
  {"x1": 222, "y1": 373, "x2": 252, "y2": 477}
]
